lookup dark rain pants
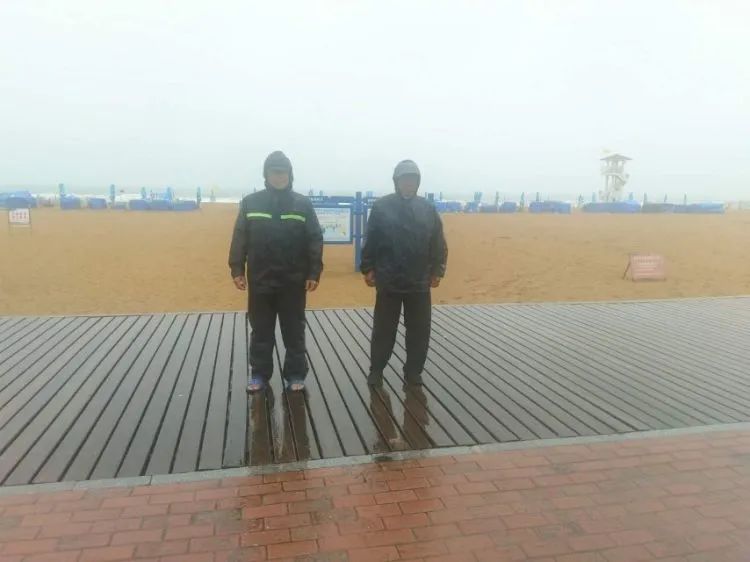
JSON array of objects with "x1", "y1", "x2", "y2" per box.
[
  {"x1": 370, "y1": 291, "x2": 431, "y2": 381},
  {"x1": 248, "y1": 288, "x2": 308, "y2": 381}
]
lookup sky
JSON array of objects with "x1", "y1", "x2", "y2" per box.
[{"x1": 1, "y1": 0, "x2": 748, "y2": 200}]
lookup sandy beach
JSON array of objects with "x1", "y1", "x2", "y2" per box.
[{"x1": 1, "y1": 204, "x2": 749, "y2": 316}]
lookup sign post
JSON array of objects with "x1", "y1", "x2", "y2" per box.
[{"x1": 354, "y1": 191, "x2": 364, "y2": 272}]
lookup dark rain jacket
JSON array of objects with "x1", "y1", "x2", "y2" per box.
[
  {"x1": 360, "y1": 193, "x2": 448, "y2": 293},
  {"x1": 229, "y1": 187, "x2": 323, "y2": 292}
]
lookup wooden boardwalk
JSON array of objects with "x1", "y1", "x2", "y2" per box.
[{"x1": 0, "y1": 298, "x2": 749, "y2": 486}]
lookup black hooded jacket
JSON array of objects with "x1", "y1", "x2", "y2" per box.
[
  {"x1": 228, "y1": 152, "x2": 323, "y2": 292},
  {"x1": 360, "y1": 193, "x2": 448, "y2": 293}
]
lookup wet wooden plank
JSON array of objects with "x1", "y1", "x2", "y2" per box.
[
  {"x1": 9, "y1": 316, "x2": 152, "y2": 485},
  {"x1": 247, "y1": 390, "x2": 273, "y2": 466},
  {"x1": 350, "y1": 308, "x2": 516, "y2": 444},
  {"x1": 0, "y1": 317, "x2": 69, "y2": 370},
  {"x1": 515, "y1": 305, "x2": 742, "y2": 424},
  {"x1": 434, "y1": 308, "x2": 607, "y2": 437},
  {"x1": 0, "y1": 317, "x2": 32, "y2": 345},
  {"x1": 0, "y1": 317, "x2": 128, "y2": 483},
  {"x1": 199, "y1": 313, "x2": 235, "y2": 471},
  {"x1": 0, "y1": 317, "x2": 44, "y2": 353},
  {"x1": 39, "y1": 316, "x2": 181, "y2": 483},
  {"x1": 84, "y1": 315, "x2": 176, "y2": 480},
  {"x1": 145, "y1": 314, "x2": 211, "y2": 475},
  {"x1": 244, "y1": 314, "x2": 276, "y2": 466},
  {"x1": 460, "y1": 305, "x2": 653, "y2": 432},
  {"x1": 115, "y1": 315, "x2": 197, "y2": 477},
  {"x1": 331, "y1": 309, "x2": 463, "y2": 448},
  {"x1": 425, "y1": 310, "x2": 562, "y2": 440},
  {"x1": 268, "y1": 326, "x2": 296, "y2": 464},
  {"x1": 173, "y1": 313, "x2": 223, "y2": 473},
  {"x1": 586, "y1": 302, "x2": 750, "y2": 378},
  {"x1": 0, "y1": 317, "x2": 84, "y2": 387},
  {"x1": 0, "y1": 317, "x2": 26, "y2": 339},
  {"x1": 659, "y1": 300, "x2": 750, "y2": 336},
  {"x1": 312, "y1": 310, "x2": 424, "y2": 453},
  {"x1": 223, "y1": 313, "x2": 248, "y2": 468},
  {"x1": 0, "y1": 317, "x2": 114, "y2": 435},
  {"x1": 305, "y1": 313, "x2": 384, "y2": 455},
  {"x1": 470, "y1": 305, "x2": 707, "y2": 428},
  {"x1": 443, "y1": 306, "x2": 642, "y2": 434},
  {"x1": 559, "y1": 303, "x2": 750, "y2": 400},
  {"x1": 274, "y1": 324, "x2": 322, "y2": 463},
  {"x1": 303, "y1": 314, "x2": 368, "y2": 457},
  {"x1": 302, "y1": 323, "x2": 365, "y2": 458},
  {"x1": 470, "y1": 304, "x2": 697, "y2": 427}
]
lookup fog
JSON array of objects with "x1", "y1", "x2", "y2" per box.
[{"x1": 1, "y1": 0, "x2": 748, "y2": 200}]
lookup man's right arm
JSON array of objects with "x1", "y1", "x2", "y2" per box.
[{"x1": 228, "y1": 201, "x2": 248, "y2": 280}]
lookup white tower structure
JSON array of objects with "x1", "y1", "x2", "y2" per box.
[{"x1": 600, "y1": 153, "x2": 631, "y2": 202}]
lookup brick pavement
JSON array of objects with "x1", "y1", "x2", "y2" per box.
[{"x1": 1, "y1": 429, "x2": 749, "y2": 561}]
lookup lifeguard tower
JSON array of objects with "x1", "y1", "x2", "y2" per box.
[{"x1": 600, "y1": 153, "x2": 631, "y2": 202}]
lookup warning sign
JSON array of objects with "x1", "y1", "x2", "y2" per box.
[
  {"x1": 624, "y1": 254, "x2": 666, "y2": 281},
  {"x1": 8, "y1": 208, "x2": 31, "y2": 228}
]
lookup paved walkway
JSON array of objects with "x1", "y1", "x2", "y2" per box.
[{"x1": 1, "y1": 428, "x2": 749, "y2": 562}]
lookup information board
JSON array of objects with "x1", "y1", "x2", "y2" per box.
[{"x1": 314, "y1": 206, "x2": 352, "y2": 244}]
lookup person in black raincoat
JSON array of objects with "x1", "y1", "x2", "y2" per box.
[
  {"x1": 360, "y1": 159, "x2": 448, "y2": 387},
  {"x1": 229, "y1": 151, "x2": 323, "y2": 392}
]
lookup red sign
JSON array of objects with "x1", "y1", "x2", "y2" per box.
[{"x1": 624, "y1": 254, "x2": 666, "y2": 281}]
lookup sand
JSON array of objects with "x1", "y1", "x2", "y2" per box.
[{"x1": 1, "y1": 205, "x2": 749, "y2": 316}]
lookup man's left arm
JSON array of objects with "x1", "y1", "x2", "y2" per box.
[
  {"x1": 429, "y1": 208, "x2": 448, "y2": 285},
  {"x1": 305, "y1": 201, "x2": 324, "y2": 291}
]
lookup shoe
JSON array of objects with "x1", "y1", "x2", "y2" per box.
[
  {"x1": 285, "y1": 379, "x2": 306, "y2": 392},
  {"x1": 246, "y1": 376, "x2": 267, "y2": 393}
]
